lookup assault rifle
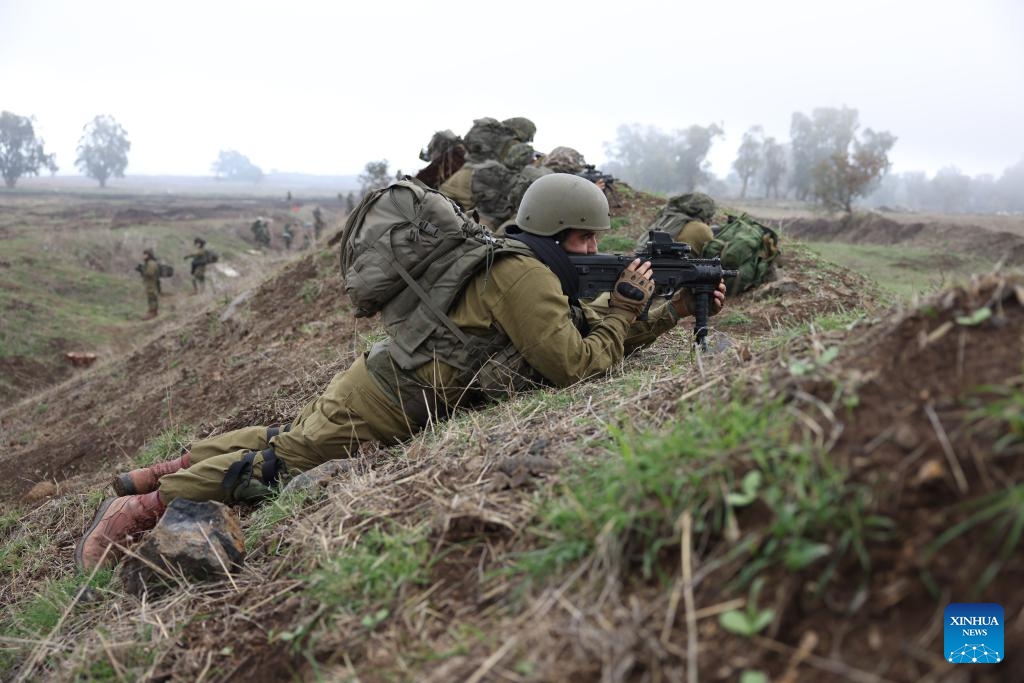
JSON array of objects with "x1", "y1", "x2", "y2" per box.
[
  {"x1": 575, "y1": 164, "x2": 616, "y2": 190},
  {"x1": 569, "y1": 230, "x2": 738, "y2": 350}
]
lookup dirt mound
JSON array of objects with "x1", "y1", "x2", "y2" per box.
[
  {"x1": 785, "y1": 213, "x2": 1024, "y2": 267},
  {"x1": 0, "y1": 250, "x2": 375, "y2": 503},
  {"x1": 768, "y1": 274, "x2": 1024, "y2": 679}
]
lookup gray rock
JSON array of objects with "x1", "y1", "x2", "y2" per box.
[{"x1": 121, "y1": 499, "x2": 245, "y2": 596}]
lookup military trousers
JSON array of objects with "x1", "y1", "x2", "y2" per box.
[{"x1": 158, "y1": 355, "x2": 415, "y2": 503}]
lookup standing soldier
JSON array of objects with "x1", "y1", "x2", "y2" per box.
[
  {"x1": 136, "y1": 248, "x2": 160, "y2": 319},
  {"x1": 282, "y1": 222, "x2": 295, "y2": 250},
  {"x1": 184, "y1": 237, "x2": 209, "y2": 294},
  {"x1": 312, "y1": 206, "x2": 325, "y2": 240},
  {"x1": 251, "y1": 216, "x2": 271, "y2": 249}
]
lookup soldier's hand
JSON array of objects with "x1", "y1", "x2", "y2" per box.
[
  {"x1": 671, "y1": 280, "x2": 727, "y2": 319},
  {"x1": 609, "y1": 258, "x2": 655, "y2": 319}
]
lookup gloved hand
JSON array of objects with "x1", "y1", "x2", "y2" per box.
[
  {"x1": 671, "y1": 280, "x2": 727, "y2": 319},
  {"x1": 609, "y1": 259, "x2": 655, "y2": 318}
]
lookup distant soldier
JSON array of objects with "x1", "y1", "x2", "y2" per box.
[
  {"x1": 312, "y1": 206, "x2": 325, "y2": 240},
  {"x1": 282, "y1": 222, "x2": 295, "y2": 250},
  {"x1": 345, "y1": 192, "x2": 356, "y2": 213},
  {"x1": 184, "y1": 237, "x2": 209, "y2": 294},
  {"x1": 251, "y1": 216, "x2": 271, "y2": 248},
  {"x1": 136, "y1": 248, "x2": 160, "y2": 320},
  {"x1": 301, "y1": 224, "x2": 313, "y2": 250}
]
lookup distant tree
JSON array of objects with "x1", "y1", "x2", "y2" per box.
[
  {"x1": 358, "y1": 159, "x2": 390, "y2": 196},
  {"x1": 810, "y1": 127, "x2": 896, "y2": 213},
  {"x1": 789, "y1": 107, "x2": 858, "y2": 201},
  {"x1": 996, "y1": 157, "x2": 1024, "y2": 212},
  {"x1": 929, "y1": 167, "x2": 971, "y2": 213},
  {"x1": 732, "y1": 126, "x2": 763, "y2": 199},
  {"x1": 0, "y1": 111, "x2": 57, "y2": 188},
  {"x1": 345, "y1": 191, "x2": 356, "y2": 212},
  {"x1": 969, "y1": 174, "x2": 999, "y2": 213},
  {"x1": 604, "y1": 122, "x2": 723, "y2": 194},
  {"x1": 75, "y1": 115, "x2": 130, "y2": 188},
  {"x1": 760, "y1": 137, "x2": 787, "y2": 199},
  {"x1": 675, "y1": 123, "x2": 724, "y2": 192},
  {"x1": 212, "y1": 150, "x2": 264, "y2": 182}
]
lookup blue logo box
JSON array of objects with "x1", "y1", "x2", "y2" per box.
[{"x1": 944, "y1": 603, "x2": 1003, "y2": 664}]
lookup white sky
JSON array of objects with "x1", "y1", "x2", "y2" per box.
[{"x1": 2, "y1": 0, "x2": 1022, "y2": 179}]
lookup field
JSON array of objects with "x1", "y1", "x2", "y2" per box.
[{"x1": 0, "y1": 185, "x2": 1022, "y2": 682}]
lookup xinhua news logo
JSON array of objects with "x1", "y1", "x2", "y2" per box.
[{"x1": 944, "y1": 603, "x2": 1003, "y2": 664}]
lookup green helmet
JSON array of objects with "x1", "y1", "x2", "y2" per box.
[
  {"x1": 666, "y1": 192, "x2": 716, "y2": 222},
  {"x1": 516, "y1": 173, "x2": 611, "y2": 237}
]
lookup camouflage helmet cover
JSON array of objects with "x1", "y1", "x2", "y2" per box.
[
  {"x1": 541, "y1": 146, "x2": 586, "y2": 174},
  {"x1": 194, "y1": 237, "x2": 206, "y2": 246},
  {"x1": 502, "y1": 117, "x2": 536, "y2": 143},
  {"x1": 503, "y1": 142, "x2": 537, "y2": 172},
  {"x1": 666, "y1": 192, "x2": 716, "y2": 222},
  {"x1": 143, "y1": 248, "x2": 155, "y2": 258},
  {"x1": 516, "y1": 172, "x2": 611, "y2": 237}
]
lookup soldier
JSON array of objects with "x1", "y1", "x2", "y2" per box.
[
  {"x1": 184, "y1": 237, "x2": 209, "y2": 294},
  {"x1": 282, "y1": 222, "x2": 295, "y2": 250},
  {"x1": 136, "y1": 248, "x2": 160, "y2": 320},
  {"x1": 75, "y1": 174, "x2": 727, "y2": 570},
  {"x1": 312, "y1": 206, "x2": 326, "y2": 240},
  {"x1": 651, "y1": 193, "x2": 718, "y2": 257},
  {"x1": 250, "y1": 216, "x2": 270, "y2": 248}
]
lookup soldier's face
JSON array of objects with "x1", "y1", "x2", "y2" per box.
[{"x1": 561, "y1": 229, "x2": 598, "y2": 255}]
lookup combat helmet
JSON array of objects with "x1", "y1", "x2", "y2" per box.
[
  {"x1": 516, "y1": 173, "x2": 611, "y2": 237},
  {"x1": 194, "y1": 237, "x2": 206, "y2": 247},
  {"x1": 143, "y1": 248, "x2": 155, "y2": 258},
  {"x1": 667, "y1": 192, "x2": 716, "y2": 223},
  {"x1": 502, "y1": 117, "x2": 536, "y2": 143}
]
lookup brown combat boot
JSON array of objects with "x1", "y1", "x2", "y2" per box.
[
  {"x1": 112, "y1": 452, "x2": 191, "y2": 496},
  {"x1": 74, "y1": 491, "x2": 167, "y2": 571}
]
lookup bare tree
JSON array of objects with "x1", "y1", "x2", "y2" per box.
[
  {"x1": 760, "y1": 137, "x2": 787, "y2": 200},
  {"x1": 359, "y1": 159, "x2": 390, "y2": 196}
]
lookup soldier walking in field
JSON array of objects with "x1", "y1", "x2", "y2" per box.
[
  {"x1": 250, "y1": 216, "x2": 271, "y2": 249},
  {"x1": 184, "y1": 237, "x2": 210, "y2": 294},
  {"x1": 136, "y1": 248, "x2": 160, "y2": 320},
  {"x1": 76, "y1": 174, "x2": 727, "y2": 570},
  {"x1": 313, "y1": 206, "x2": 326, "y2": 240}
]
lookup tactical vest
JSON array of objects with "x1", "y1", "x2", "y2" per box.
[{"x1": 363, "y1": 239, "x2": 552, "y2": 427}]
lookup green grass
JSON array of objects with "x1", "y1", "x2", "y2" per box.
[
  {"x1": 134, "y1": 425, "x2": 194, "y2": 467},
  {"x1": 805, "y1": 242, "x2": 990, "y2": 300},
  {"x1": 510, "y1": 396, "x2": 889, "y2": 590},
  {"x1": 598, "y1": 234, "x2": 636, "y2": 253}
]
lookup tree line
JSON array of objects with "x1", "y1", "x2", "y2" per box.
[
  {"x1": 604, "y1": 106, "x2": 899, "y2": 213},
  {"x1": 0, "y1": 109, "x2": 268, "y2": 189}
]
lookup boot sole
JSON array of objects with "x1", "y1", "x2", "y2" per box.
[
  {"x1": 111, "y1": 473, "x2": 137, "y2": 497},
  {"x1": 74, "y1": 497, "x2": 118, "y2": 571}
]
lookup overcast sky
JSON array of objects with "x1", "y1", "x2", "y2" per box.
[{"x1": 3, "y1": 0, "x2": 1022, "y2": 180}]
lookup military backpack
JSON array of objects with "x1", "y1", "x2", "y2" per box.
[
  {"x1": 158, "y1": 263, "x2": 174, "y2": 278},
  {"x1": 702, "y1": 213, "x2": 780, "y2": 294},
  {"x1": 339, "y1": 178, "x2": 538, "y2": 371}
]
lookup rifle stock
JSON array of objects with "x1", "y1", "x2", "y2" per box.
[{"x1": 570, "y1": 230, "x2": 738, "y2": 350}]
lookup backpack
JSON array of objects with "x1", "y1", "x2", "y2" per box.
[
  {"x1": 702, "y1": 213, "x2": 780, "y2": 294},
  {"x1": 205, "y1": 250, "x2": 219, "y2": 264},
  {"x1": 464, "y1": 117, "x2": 516, "y2": 163},
  {"x1": 158, "y1": 263, "x2": 174, "y2": 278},
  {"x1": 340, "y1": 178, "x2": 513, "y2": 368},
  {"x1": 470, "y1": 159, "x2": 516, "y2": 221}
]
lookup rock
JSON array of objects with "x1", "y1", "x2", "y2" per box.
[
  {"x1": 281, "y1": 459, "x2": 351, "y2": 495},
  {"x1": 120, "y1": 499, "x2": 245, "y2": 596},
  {"x1": 752, "y1": 277, "x2": 804, "y2": 300},
  {"x1": 892, "y1": 422, "x2": 920, "y2": 451}
]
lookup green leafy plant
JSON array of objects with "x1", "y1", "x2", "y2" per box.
[
  {"x1": 598, "y1": 234, "x2": 636, "y2": 253},
  {"x1": 719, "y1": 578, "x2": 774, "y2": 637}
]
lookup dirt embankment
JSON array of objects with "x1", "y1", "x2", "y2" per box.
[{"x1": 781, "y1": 212, "x2": 1024, "y2": 267}]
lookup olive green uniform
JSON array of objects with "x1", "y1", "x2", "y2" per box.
[
  {"x1": 158, "y1": 251, "x2": 679, "y2": 503},
  {"x1": 675, "y1": 219, "x2": 715, "y2": 257},
  {"x1": 185, "y1": 247, "x2": 208, "y2": 292},
  {"x1": 438, "y1": 166, "x2": 475, "y2": 210},
  {"x1": 142, "y1": 259, "x2": 159, "y2": 314}
]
